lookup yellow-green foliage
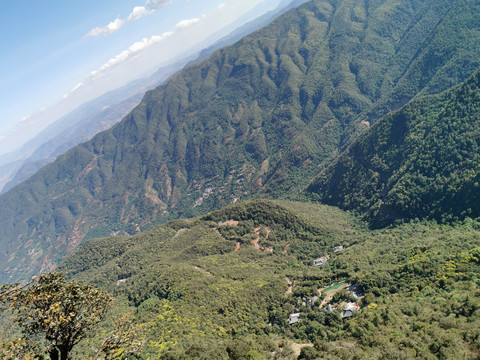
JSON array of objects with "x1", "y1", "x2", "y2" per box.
[
  {"x1": 4, "y1": 0, "x2": 480, "y2": 285},
  {"x1": 51, "y1": 200, "x2": 480, "y2": 358}
]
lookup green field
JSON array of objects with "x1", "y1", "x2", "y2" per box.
[{"x1": 322, "y1": 281, "x2": 348, "y2": 294}]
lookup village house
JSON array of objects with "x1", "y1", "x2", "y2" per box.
[
  {"x1": 297, "y1": 296, "x2": 319, "y2": 308},
  {"x1": 333, "y1": 245, "x2": 344, "y2": 253},
  {"x1": 346, "y1": 284, "x2": 363, "y2": 298},
  {"x1": 342, "y1": 302, "x2": 360, "y2": 319},
  {"x1": 288, "y1": 312, "x2": 301, "y2": 325},
  {"x1": 313, "y1": 256, "x2": 329, "y2": 266}
]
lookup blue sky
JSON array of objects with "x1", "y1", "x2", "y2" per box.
[{"x1": 0, "y1": 0, "x2": 282, "y2": 155}]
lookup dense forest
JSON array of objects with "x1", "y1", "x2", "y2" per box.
[
  {"x1": 3, "y1": 0, "x2": 480, "y2": 283},
  {"x1": 308, "y1": 68, "x2": 480, "y2": 227},
  {"x1": 2, "y1": 200, "x2": 479, "y2": 359}
]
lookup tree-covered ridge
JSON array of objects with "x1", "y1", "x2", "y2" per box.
[
  {"x1": 2, "y1": 0, "x2": 480, "y2": 282},
  {"x1": 308, "y1": 68, "x2": 480, "y2": 226},
  {"x1": 53, "y1": 200, "x2": 349, "y2": 358},
  {"x1": 37, "y1": 200, "x2": 480, "y2": 358}
]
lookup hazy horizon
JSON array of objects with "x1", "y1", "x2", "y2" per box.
[{"x1": 0, "y1": 0, "x2": 284, "y2": 157}]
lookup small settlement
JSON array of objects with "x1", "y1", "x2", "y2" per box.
[
  {"x1": 288, "y1": 246, "x2": 365, "y2": 325},
  {"x1": 288, "y1": 282, "x2": 363, "y2": 324}
]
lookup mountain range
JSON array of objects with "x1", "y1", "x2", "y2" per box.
[
  {"x1": 0, "y1": 64, "x2": 176, "y2": 194},
  {"x1": 1, "y1": 0, "x2": 480, "y2": 283},
  {"x1": 2, "y1": 0, "x2": 480, "y2": 358},
  {"x1": 0, "y1": 0, "x2": 307, "y2": 196}
]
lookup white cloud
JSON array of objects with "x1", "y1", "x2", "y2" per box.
[
  {"x1": 0, "y1": 135, "x2": 5, "y2": 142},
  {"x1": 91, "y1": 31, "x2": 174, "y2": 78},
  {"x1": 218, "y1": 3, "x2": 226, "y2": 10},
  {"x1": 175, "y1": 16, "x2": 202, "y2": 30},
  {"x1": 20, "y1": 115, "x2": 31, "y2": 122},
  {"x1": 81, "y1": 11, "x2": 210, "y2": 95},
  {"x1": 71, "y1": 82, "x2": 84, "y2": 92},
  {"x1": 63, "y1": 83, "x2": 85, "y2": 99},
  {"x1": 82, "y1": 13, "x2": 207, "y2": 90},
  {"x1": 127, "y1": 6, "x2": 153, "y2": 22},
  {"x1": 86, "y1": 0, "x2": 174, "y2": 37},
  {"x1": 86, "y1": 18, "x2": 125, "y2": 38}
]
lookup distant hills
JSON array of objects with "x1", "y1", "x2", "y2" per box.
[
  {"x1": 2, "y1": 0, "x2": 480, "y2": 282},
  {"x1": 0, "y1": 52, "x2": 195, "y2": 195}
]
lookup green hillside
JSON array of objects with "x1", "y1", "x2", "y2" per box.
[
  {"x1": 1, "y1": 200, "x2": 475, "y2": 359},
  {"x1": 308, "y1": 68, "x2": 480, "y2": 226},
  {"x1": 3, "y1": 0, "x2": 480, "y2": 358},
  {"x1": 2, "y1": 0, "x2": 480, "y2": 283}
]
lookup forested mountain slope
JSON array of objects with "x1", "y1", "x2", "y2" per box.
[
  {"x1": 308, "y1": 68, "x2": 480, "y2": 226},
  {"x1": 0, "y1": 95, "x2": 143, "y2": 194},
  {"x1": 2, "y1": 0, "x2": 480, "y2": 282},
  {"x1": 0, "y1": 0, "x2": 305, "y2": 195},
  {"x1": 46, "y1": 200, "x2": 479, "y2": 358}
]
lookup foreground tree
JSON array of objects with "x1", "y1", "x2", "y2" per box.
[
  {"x1": 7, "y1": 272, "x2": 113, "y2": 360},
  {"x1": 91, "y1": 313, "x2": 149, "y2": 360},
  {"x1": 0, "y1": 281, "x2": 32, "y2": 310}
]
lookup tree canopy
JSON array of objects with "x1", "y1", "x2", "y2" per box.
[{"x1": 4, "y1": 273, "x2": 113, "y2": 360}]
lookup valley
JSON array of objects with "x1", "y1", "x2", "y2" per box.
[
  {"x1": 25, "y1": 200, "x2": 480, "y2": 358},
  {"x1": 1, "y1": 0, "x2": 480, "y2": 358},
  {"x1": 3, "y1": 0, "x2": 480, "y2": 283}
]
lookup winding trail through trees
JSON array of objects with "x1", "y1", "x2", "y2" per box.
[
  {"x1": 193, "y1": 266, "x2": 214, "y2": 277},
  {"x1": 285, "y1": 277, "x2": 293, "y2": 296},
  {"x1": 252, "y1": 226, "x2": 271, "y2": 251}
]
